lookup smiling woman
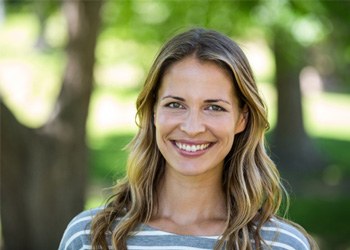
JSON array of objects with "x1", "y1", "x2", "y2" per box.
[{"x1": 58, "y1": 28, "x2": 318, "y2": 250}]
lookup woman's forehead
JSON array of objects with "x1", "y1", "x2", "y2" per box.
[{"x1": 156, "y1": 57, "x2": 238, "y2": 104}]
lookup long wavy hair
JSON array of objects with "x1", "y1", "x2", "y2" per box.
[{"x1": 91, "y1": 28, "x2": 317, "y2": 249}]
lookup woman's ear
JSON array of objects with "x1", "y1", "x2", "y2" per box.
[{"x1": 234, "y1": 105, "x2": 248, "y2": 134}]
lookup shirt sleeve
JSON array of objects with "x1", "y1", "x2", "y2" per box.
[
  {"x1": 58, "y1": 207, "x2": 103, "y2": 250},
  {"x1": 260, "y1": 217, "x2": 311, "y2": 250}
]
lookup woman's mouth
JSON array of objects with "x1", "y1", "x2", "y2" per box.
[{"x1": 174, "y1": 141, "x2": 211, "y2": 153}]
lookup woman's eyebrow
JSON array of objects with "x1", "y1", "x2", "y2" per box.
[
  {"x1": 204, "y1": 99, "x2": 231, "y2": 105},
  {"x1": 161, "y1": 96, "x2": 231, "y2": 105},
  {"x1": 161, "y1": 95, "x2": 185, "y2": 101}
]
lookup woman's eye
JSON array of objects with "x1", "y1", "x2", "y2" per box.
[
  {"x1": 166, "y1": 102, "x2": 184, "y2": 109},
  {"x1": 207, "y1": 105, "x2": 226, "y2": 112}
]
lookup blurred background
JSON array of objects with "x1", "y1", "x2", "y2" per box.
[{"x1": 1, "y1": 0, "x2": 349, "y2": 249}]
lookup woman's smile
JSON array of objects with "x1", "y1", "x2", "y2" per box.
[
  {"x1": 172, "y1": 140, "x2": 213, "y2": 155},
  {"x1": 174, "y1": 141, "x2": 211, "y2": 153}
]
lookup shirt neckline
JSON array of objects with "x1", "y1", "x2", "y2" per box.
[{"x1": 139, "y1": 223, "x2": 221, "y2": 239}]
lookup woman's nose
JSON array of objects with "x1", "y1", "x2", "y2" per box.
[{"x1": 179, "y1": 111, "x2": 205, "y2": 136}]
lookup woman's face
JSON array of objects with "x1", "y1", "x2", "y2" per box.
[{"x1": 153, "y1": 56, "x2": 246, "y2": 179}]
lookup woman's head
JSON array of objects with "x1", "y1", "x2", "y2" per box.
[{"x1": 134, "y1": 28, "x2": 270, "y2": 179}]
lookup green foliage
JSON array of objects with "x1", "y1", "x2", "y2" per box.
[
  {"x1": 100, "y1": 0, "x2": 260, "y2": 42},
  {"x1": 98, "y1": 0, "x2": 350, "y2": 90}
]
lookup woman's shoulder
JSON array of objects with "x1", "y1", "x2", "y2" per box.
[
  {"x1": 259, "y1": 216, "x2": 311, "y2": 250},
  {"x1": 58, "y1": 207, "x2": 105, "y2": 250}
]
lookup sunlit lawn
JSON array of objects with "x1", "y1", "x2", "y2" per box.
[{"x1": 1, "y1": 12, "x2": 350, "y2": 250}]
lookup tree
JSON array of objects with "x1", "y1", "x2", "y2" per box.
[
  {"x1": 271, "y1": 26, "x2": 324, "y2": 181},
  {"x1": 245, "y1": 0, "x2": 330, "y2": 184},
  {"x1": 1, "y1": 0, "x2": 103, "y2": 249},
  {"x1": 268, "y1": 0, "x2": 350, "y2": 183}
]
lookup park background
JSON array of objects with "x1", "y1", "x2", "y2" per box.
[{"x1": 1, "y1": 0, "x2": 349, "y2": 249}]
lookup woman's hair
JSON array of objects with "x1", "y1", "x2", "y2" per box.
[{"x1": 91, "y1": 28, "x2": 317, "y2": 249}]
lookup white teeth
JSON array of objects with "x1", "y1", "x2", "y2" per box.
[{"x1": 175, "y1": 142, "x2": 210, "y2": 152}]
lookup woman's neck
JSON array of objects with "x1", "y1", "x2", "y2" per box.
[{"x1": 149, "y1": 168, "x2": 227, "y2": 235}]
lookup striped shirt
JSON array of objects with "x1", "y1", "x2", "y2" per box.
[{"x1": 58, "y1": 207, "x2": 310, "y2": 250}]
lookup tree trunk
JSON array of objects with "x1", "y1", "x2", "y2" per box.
[
  {"x1": 271, "y1": 28, "x2": 325, "y2": 186},
  {"x1": 1, "y1": 1, "x2": 102, "y2": 249}
]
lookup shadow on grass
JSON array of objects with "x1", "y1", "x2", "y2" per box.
[
  {"x1": 315, "y1": 137, "x2": 350, "y2": 173},
  {"x1": 298, "y1": 138, "x2": 350, "y2": 250},
  {"x1": 284, "y1": 136, "x2": 350, "y2": 250},
  {"x1": 289, "y1": 197, "x2": 350, "y2": 250}
]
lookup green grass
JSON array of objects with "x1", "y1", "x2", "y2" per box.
[
  {"x1": 88, "y1": 133, "x2": 134, "y2": 183},
  {"x1": 289, "y1": 197, "x2": 350, "y2": 250},
  {"x1": 315, "y1": 137, "x2": 350, "y2": 172},
  {"x1": 304, "y1": 93, "x2": 350, "y2": 140}
]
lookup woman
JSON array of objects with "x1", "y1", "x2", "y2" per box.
[{"x1": 59, "y1": 28, "x2": 318, "y2": 250}]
